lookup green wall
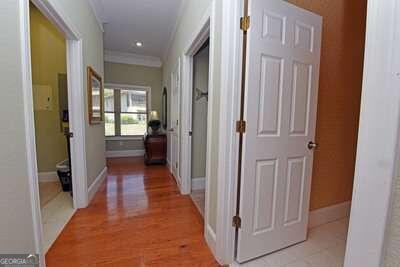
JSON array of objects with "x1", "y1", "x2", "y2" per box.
[
  {"x1": 104, "y1": 62, "x2": 163, "y2": 152},
  {"x1": 162, "y1": 0, "x2": 222, "y2": 233},
  {"x1": 104, "y1": 62, "x2": 163, "y2": 115},
  {"x1": 30, "y1": 4, "x2": 68, "y2": 172}
]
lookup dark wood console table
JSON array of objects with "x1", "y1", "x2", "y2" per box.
[{"x1": 144, "y1": 133, "x2": 167, "y2": 165}]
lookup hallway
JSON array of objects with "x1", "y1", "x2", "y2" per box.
[{"x1": 46, "y1": 157, "x2": 218, "y2": 266}]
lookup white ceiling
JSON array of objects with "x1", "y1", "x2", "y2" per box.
[{"x1": 89, "y1": 0, "x2": 184, "y2": 59}]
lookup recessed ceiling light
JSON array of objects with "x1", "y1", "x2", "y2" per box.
[{"x1": 135, "y1": 42, "x2": 143, "y2": 47}]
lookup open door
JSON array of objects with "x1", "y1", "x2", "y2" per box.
[
  {"x1": 236, "y1": 0, "x2": 322, "y2": 262},
  {"x1": 170, "y1": 60, "x2": 181, "y2": 187}
]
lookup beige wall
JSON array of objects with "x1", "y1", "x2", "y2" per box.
[
  {"x1": 0, "y1": 0, "x2": 37, "y2": 253},
  {"x1": 30, "y1": 4, "x2": 68, "y2": 172},
  {"x1": 46, "y1": 0, "x2": 106, "y2": 187},
  {"x1": 163, "y1": 0, "x2": 222, "y2": 232},
  {"x1": 287, "y1": 0, "x2": 367, "y2": 211},
  {"x1": 104, "y1": 62, "x2": 163, "y2": 151},
  {"x1": 0, "y1": 0, "x2": 104, "y2": 252},
  {"x1": 191, "y1": 46, "x2": 209, "y2": 179}
]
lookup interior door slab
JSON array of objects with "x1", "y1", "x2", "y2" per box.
[{"x1": 236, "y1": 0, "x2": 322, "y2": 262}]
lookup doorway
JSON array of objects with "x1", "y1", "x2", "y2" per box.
[
  {"x1": 170, "y1": 59, "x2": 181, "y2": 187},
  {"x1": 190, "y1": 40, "x2": 210, "y2": 218},
  {"x1": 20, "y1": 0, "x2": 88, "y2": 264},
  {"x1": 178, "y1": 5, "x2": 216, "y2": 251},
  {"x1": 217, "y1": 0, "x2": 368, "y2": 265},
  {"x1": 29, "y1": 2, "x2": 75, "y2": 253},
  {"x1": 235, "y1": 0, "x2": 323, "y2": 261}
]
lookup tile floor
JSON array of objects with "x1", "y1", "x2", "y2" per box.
[
  {"x1": 41, "y1": 191, "x2": 75, "y2": 253},
  {"x1": 231, "y1": 218, "x2": 349, "y2": 267},
  {"x1": 39, "y1": 181, "x2": 62, "y2": 208},
  {"x1": 191, "y1": 189, "x2": 205, "y2": 217}
]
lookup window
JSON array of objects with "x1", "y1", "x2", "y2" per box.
[
  {"x1": 104, "y1": 89, "x2": 115, "y2": 136},
  {"x1": 104, "y1": 85, "x2": 150, "y2": 137}
]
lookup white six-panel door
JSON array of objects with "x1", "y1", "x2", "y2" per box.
[{"x1": 237, "y1": 0, "x2": 322, "y2": 262}]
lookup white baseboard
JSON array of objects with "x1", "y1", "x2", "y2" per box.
[
  {"x1": 38, "y1": 172, "x2": 58, "y2": 182},
  {"x1": 88, "y1": 167, "x2": 107, "y2": 204},
  {"x1": 192, "y1": 177, "x2": 206, "y2": 190},
  {"x1": 106, "y1": 150, "x2": 145, "y2": 158},
  {"x1": 205, "y1": 223, "x2": 217, "y2": 260},
  {"x1": 167, "y1": 159, "x2": 172, "y2": 172},
  {"x1": 308, "y1": 201, "x2": 351, "y2": 229}
]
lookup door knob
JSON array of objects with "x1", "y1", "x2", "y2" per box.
[
  {"x1": 169, "y1": 128, "x2": 174, "y2": 132},
  {"x1": 307, "y1": 141, "x2": 318, "y2": 150}
]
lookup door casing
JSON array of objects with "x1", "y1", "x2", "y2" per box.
[
  {"x1": 20, "y1": 0, "x2": 90, "y2": 265},
  {"x1": 170, "y1": 59, "x2": 182, "y2": 186},
  {"x1": 216, "y1": 0, "x2": 400, "y2": 265},
  {"x1": 236, "y1": 0, "x2": 322, "y2": 261},
  {"x1": 180, "y1": 0, "x2": 218, "y2": 257}
]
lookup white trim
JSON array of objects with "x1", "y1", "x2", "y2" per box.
[
  {"x1": 215, "y1": 0, "x2": 243, "y2": 264},
  {"x1": 205, "y1": 224, "x2": 217, "y2": 258},
  {"x1": 105, "y1": 82, "x2": 151, "y2": 111},
  {"x1": 106, "y1": 150, "x2": 145, "y2": 158},
  {"x1": 105, "y1": 83, "x2": 151, "y2": 92},
  {"x1": 191, "y1": 177, "x2": 206, "y2": 191},
  {"x1": 105, "y1": 50, "x2": 162, "y2": 68},
  {"x1": 308, "y1": 202, "x2": 351, "y2": 229},
  {"x1": 22, "y1": 0, "x2": 89, "y2": 265},
  {"x1": 181, "y1": 7, "x2": 212, "y2": 196},
  {"x1": 66, "y1": 39, "x2": 88, "y2": 209},
  {"x1": 105, "y1": 83, "x2": 152, "y2": 110},
  {"x1": 38, "y1": 172, "x2": 58, "y2": 182},
  {"x1": 179, "y1": 2, "x2": 217, "y2": 261},
  {"x1": 205, "y1": 2, "x2": 217, "y2": 261},
  {"x1": 87, "y1": 0, "x2": 105, "y2": 32},
  {"x1": 31, "y1": 0, "x2": 81, "y2": 40},
  {"x1": 170, "y1": 58, "x2": 182, "y2": 190},
  {"x1": 345, "y1": 0, "x2": 400, "y2": 266},
  {"x1": 19, "y1": 2, "x2": 44, "y2": 265},
  {"x1": 162, "y1": 1, "x2": 187, "y2": 62},
  {"x1": 88, "y1": 167, "x2": 108, "y2": 203},
  {"x1": 166, "y1": 158, "x2": 172, "y2": 173},
  {"x1": 104, "y1": 82, "x2": 152, "y2": 139}
]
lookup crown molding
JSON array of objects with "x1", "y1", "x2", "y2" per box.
[
  {"x1": 87, "y1": 0, "x2": 105, "y2": 32},
  {"x1": 162, "y1": 0, "x2": 187, "y2": 62},
  {"x1": 104, "y1": 50, "x2": 163, "y2": 68}
]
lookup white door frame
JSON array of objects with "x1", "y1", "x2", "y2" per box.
[
  {"x1": 19, "y1": 0, "x2": 88, "y2": 265},
  {"x1": 181, "y1": 4, "x2": 212, "y2": 195},
  {"x1": 170, "y1": 58, "x2": 182, "y2": 186},
  {"x1": 180, "y1": 0, "x2": 217, "y2": 256},
  {"x1": 216, "y1": 0, "x2": 400, "y2": 265},
  {"x1": 344, "y1": 0, "x2": 400, "y2": 266},
  {"x1": 215, "y1": 0, "x2": 244, "y2": 263}
]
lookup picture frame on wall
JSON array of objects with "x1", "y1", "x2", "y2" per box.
[{"x1": 87, "y1": 66, "x2": 103, "y2": 124}]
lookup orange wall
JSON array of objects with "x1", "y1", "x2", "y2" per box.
[{"x1": 287, "y1": 0, "x2": 367, "y2": 210}]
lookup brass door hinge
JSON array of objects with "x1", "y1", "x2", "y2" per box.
[
  {"x1": 240, "y1": 16, "x2": 250, "y2": 32},
  {"x1": 232, "y1": 215, "x2": 242, "y2": 228},
  {"x1": 236, "y1": 121, "x2": 246, "y2": 134}
]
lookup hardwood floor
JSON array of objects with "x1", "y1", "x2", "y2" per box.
[{"x1": 46, "y1": 157, "x2": 219, "y2": 266}]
